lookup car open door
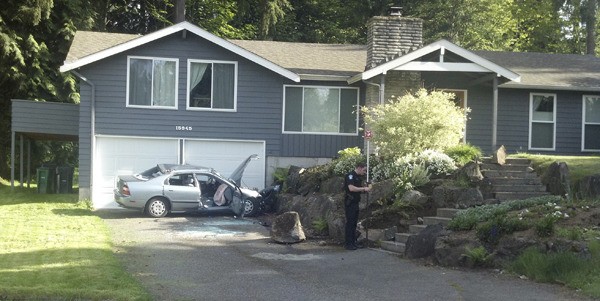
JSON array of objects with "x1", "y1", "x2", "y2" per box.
[{"x1": 229, "y1": 188, "x2": 246, "y2": 217}]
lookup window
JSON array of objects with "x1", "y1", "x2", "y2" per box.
[
  {"x1": 187, "y1": 60, "x2": 237, "y2": 110},
  {"x1": 283, "y1": 86, "x2": 358, "y2": 134},
  {"x1": 127, "y1": 56, "x2": 178, "y2": 108},
  {"x1": 583, "y1": 95, "x2": 600, "y2": 151},
  {"x1": 529, "y1": 93, "x2": 556, "y2": 150}
]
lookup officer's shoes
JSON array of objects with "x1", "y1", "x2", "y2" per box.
[{"x1": 345, "y1": 244, "x2": 357, "y2": 250}]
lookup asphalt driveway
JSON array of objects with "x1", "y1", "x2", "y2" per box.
[{"x1": 98, "y1": 209, "x2": 594, "y2": 301}]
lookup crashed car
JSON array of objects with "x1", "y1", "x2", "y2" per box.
[{"x1": 114, "y1": 154, "x2": 269, "y2": 218}]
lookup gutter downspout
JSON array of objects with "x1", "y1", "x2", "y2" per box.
[
  {"x1": 363, "y1": 77, "x2": 385, "y2": 105},
  {"x1": 72, "y1": 71, "x2": 96, "y2": 201}
]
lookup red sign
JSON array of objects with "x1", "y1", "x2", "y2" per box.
[{"x1": 364, "y1": 130, "x2": 373, "y2": 140}]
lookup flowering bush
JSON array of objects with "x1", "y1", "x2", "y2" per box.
[
  {"x1": 362, "y1": 89, "x2": 468, "y2": 158},
  {"x1": 398, "y1": 150, "x2": 457, "y2": 177},
  {"x1": 332, "y1": 147, "x2": 364, "y2": 176}
]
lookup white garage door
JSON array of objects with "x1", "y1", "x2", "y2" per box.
[
  {"x1": 184, "y1": 139, "x2": 265, "y2": 190},
  {"x1": 93, "y1": 136, "x2": 179, "y2": 209}
]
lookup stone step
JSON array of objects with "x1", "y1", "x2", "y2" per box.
[
  {"x1": 482, "y1": 157, "x2": 530, "y2": 165},
  {"x1": 409, "y1": 224, "x2": 427, "y2": 234},
  {"x1": 495, "y1": 191, "x2": 550, "y2": 201},
  {"x1": 492, "y1": 184, "x2": 547, "y2": 193},
  {"x1": 423, "y1": 216, "x2": 452, "y2": 227},
  {"x1": 380, "y1": 241, "x2": 406, "y2": 253},
  {"x1": 395, "y1": 232, "x2": 411, "y2": 244},
  {"x1": 488, "y1": 177, "x2": 542, "y2": 185},
  {"x1": 482, "y1": 170, "x2": 538, "y2": 178},
  {"x1": 480, "y1": 163, "x2": 531, "y2": 172},
  {"x1": 436, "y1": 208, "x2": 461, "y2": 218}
]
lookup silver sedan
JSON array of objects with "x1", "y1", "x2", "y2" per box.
[{"x1": 114, "y1": 155, "x2": 263, "y2": 218}]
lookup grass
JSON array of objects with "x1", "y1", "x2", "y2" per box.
[
  {"x1": 510, "y1": 241, "x2": 600, "y2": 298},
  {"x1": 0, "y1": 178, "x2": 150, "y2": 300},
  {"x1": 511, "y1": 154, "x2": 600, "y2": 186}
]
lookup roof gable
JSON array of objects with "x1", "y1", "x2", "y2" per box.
[
  {"x1": 60, "y1": 21, "x2": 300, "y2": 82},
  {"x1": 350, "y1": 39, "x2": 521, "y2": 84}
]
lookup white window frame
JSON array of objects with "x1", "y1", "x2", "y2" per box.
[
  {"x1": 528, "y1": 93, "x2": 556, "y2": 151},
  {"x1": 186, "y1": 59, "x2": 238, "y2": 112},
  {"x1": 582, "y1": 95, "x2": 600, "y2": 152},
  {"x1": 282, "y1": 85, "x2": 360, "y2": 135},
  {"x1": 440, "y1": 89, "x2": 468, "y2": 143},
  {"x1": 126, "y1": 56, "x2": 179, "y2": 110}
]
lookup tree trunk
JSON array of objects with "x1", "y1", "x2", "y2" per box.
[{"x1": 586, "y1": 0, "x2": 597, "y2": 55}]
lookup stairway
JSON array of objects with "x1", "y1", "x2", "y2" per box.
[
  {"x1": 377, "y1": 158, "x2": 549, "y2": 255},
  {"x1": 379, "y1": 208, "x2": 460, "y2": 253},
  {"x1": 481, "y1": 157, "x2": 549, "y2": 201}
]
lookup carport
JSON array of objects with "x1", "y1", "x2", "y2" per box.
[{"x1": 10, "y1": 99, "x2": 79, "y2": 188}]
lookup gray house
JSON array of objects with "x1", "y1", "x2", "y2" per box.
[{"x1": 10, "y1": 14, "x2": 600, "y2": 208}]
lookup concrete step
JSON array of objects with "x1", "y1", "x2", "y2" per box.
[
  {"x1": 492, "y1": 184, "x2": 547, "y2": 193},
  {"x1": 436, "y1": 208, "x2": 461, "y2": 218},
  {"x1": 482, "y1": 157, "x2": 530, "y2": 165},
  {"x1": 495, "y1": 191, "x2": 550, "y2": 201},
  {"x1": 488, "y1": 177, "x2": 542, "y2": 185},
  {"x1": 395, "y1": 232, "x2": 411, "y2": 244},
  {"x1": 423, "y1": 216, "x2": 452, "y2": 226},
  {"x1": 481, "y1": 163, "x2": 530, "y2": 171},
  {"x1": 482, "y1": 170, "x2": 538, "y2": 178},
  {"x1": 380, "y1": 241, "x2": 406, "y2": 253},
  {"x1": 409, "y1": 224, "x2": 427, "y2": 234}
]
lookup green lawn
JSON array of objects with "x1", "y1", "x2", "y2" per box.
[
  {"x1": 0, "y1": 178, "x2": 150, "y2": 300},
  {"x1": 511, "y1": 154, "x2": 600, "y2": 187}
]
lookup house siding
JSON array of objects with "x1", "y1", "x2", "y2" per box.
[
  {"x1": 75, "y1": 32, "x2": 363, "y2": 193},
  {"x1": 423, "y1": 72, "x2": 594, "y2": 155}
]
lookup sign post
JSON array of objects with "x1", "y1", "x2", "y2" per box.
[{"x1": 363, "y1": 130, "x2": 372, "y2": 247}]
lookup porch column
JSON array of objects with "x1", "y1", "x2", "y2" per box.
[
  {"x1": 10, "y1": 131, "x2": 15, "y2": 189},
  {"x1": 20, "y1": 134, "x2": 24, "y2": 187},
  {"x1": 27, "y1": 139, "x2": 31, "y2": 188},
  {"x1": 492, "y1": 76, "x2": 498, "y2": 151}
]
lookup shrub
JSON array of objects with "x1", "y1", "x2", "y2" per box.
[
  {"x1": 476, "y1": 216, "x2": 530, "y2": 245},
  {"x1": 444, "y1": 143, "x2": 482, "y2": 166},
  {"x1": 362, "y1": 89, "x2": 468, "y2": 158},
  {"x1": 332, "y1": 147, "x2": 364, "y2": 176},
  {"x1": 272, "y1": 167, "x2": 289, "y2": 184},
  {"x1": 312, "y1": 218, "x2": 328, "y2": 234},
  {"x1": 463, "y1": 246, "x2": 493, "y2": 267},
  {"x1": 535, "y1": 215, "x2": 559, "y2": 237}
]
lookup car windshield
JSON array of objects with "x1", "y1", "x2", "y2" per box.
[{"x1": 137, "y1": 166, "x2": 163, "y2": 179}]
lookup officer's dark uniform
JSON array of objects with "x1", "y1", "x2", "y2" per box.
[{"x1": 344, "y1": 169, "x2": 364, "y2": 248}]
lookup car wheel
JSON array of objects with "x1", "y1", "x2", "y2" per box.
[
  {"x1": 145, "y1": 198, "x2": 168, "y2": 218},
  {"x1": 243, "y1": 198, "x2": 260, "y2": 217}
]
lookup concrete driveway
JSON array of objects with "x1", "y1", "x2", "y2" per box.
[{"x1": 98, "y1": 209, "x2": 593, "y2": 301}]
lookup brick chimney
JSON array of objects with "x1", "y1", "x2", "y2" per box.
[{"x1": 366, "y1": 7, "x2": 423, "y2": 69}]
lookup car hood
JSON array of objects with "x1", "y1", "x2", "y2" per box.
[
  {"x1": 239, "y1": 187, "x2": 261, "y2": 198},
  {"x1": 228, "y1": 154, "x2": 259, "y2": 186}
]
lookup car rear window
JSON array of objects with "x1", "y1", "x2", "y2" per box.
[{"x1": 137, "y1": 166, "x2": 163, "y2": 179}]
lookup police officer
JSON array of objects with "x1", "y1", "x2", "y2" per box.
[{"x1": 344, "y1": 162, "x2": 372, "y2": 250}]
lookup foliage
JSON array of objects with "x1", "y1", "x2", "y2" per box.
[
  {"x1": 0, "y1": 182, "x2": 150, "y2": 300},
  {"x1": 534, "y1": 215, "x2": 559, "y2": 237},
  {"x1": 448, "y1": 195, "x2": 563, "y2": 231},
  {"x1": 462, "y1": 246, "x2": 493, "y2": 267},
  {"x1": 444, "y1": 143, "x2": 482, "y2": 166},
  {"x1": 272, "y1": 167, "x2": 289, "y2": 185},
  {"x1": 332, "y1": 147, "x2": 364, "y2": 176},
  {"x1": 312, "y1": 217, "x2": 328, "y2": 233},
  {"x1": 476, "y1": 216, "x2": 531, "y2": 245},
  {"x1": 362, "y1": 89, "x2": 468, "y2": 158},
  {"x1": 509, "y1": 241, "x2": 600, "y2": 298}
]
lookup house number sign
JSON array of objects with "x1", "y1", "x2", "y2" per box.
[{"x1": 175, "y1": 125, "x2": 193, "y2": 131}]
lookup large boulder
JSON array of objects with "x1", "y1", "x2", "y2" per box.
[
  {"x1": 401, "y1": 190, "x2": 429, "y2": 207},
  {"x1": 432, "y1": 186, "x2": 483, "y2": 209},
  {"x1": 434, "y1": 231, "x2": 481, "y2": 267},
  {"x1": 405, "y1": 224, "x2": 445, "y2": 259},
  {"x1": 542, "y1": 162, "x2": 570, "y2": 197},
  {"x1": 271, "y1": 211, "x2": 306, "y2": 243},
  {"x1": 277, "y1": 193, "x2": 345, "y2": 241},
  {"x1": 578, "y1": 174, "x2": 600, "y2": 199},
  {"x1": 491, "y1": 145, "x2": 507, "y2": 165},
  {"x1": 455, "y1": 161, "x2": 484, "y2": 183}
]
